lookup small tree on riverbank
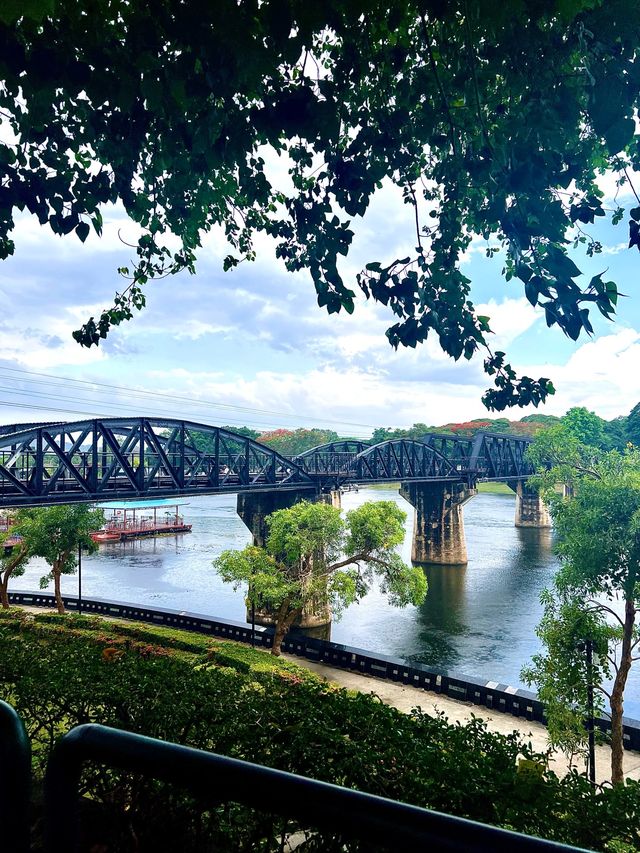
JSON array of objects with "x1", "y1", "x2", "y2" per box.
[
  {"x1": 14, "y1": 504, "x2": 103, "y2": 614},
  {"x1": 523, "y1": 433, "x2": 640, "y2": 784},
  {"x1": 214, "y1": 500, "x2": 427, "y2": 656}
]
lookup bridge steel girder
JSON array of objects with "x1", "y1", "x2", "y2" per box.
[
  {"x1": 419, "y1": 433, "x2": 474, "y2": 472},
  {"x1": 294, "y1": 440, "x2": 372, "y2": 459},
  {"x1": 0, "y1": 420, "x2": 536, "y2": 509},
  {"x1": 354, "y1": 439, "x2": 457, "y2": 482},
  {"x1": 293, "y1": 440, "x2": 371, "y2": 480},
  {"x1": 466, "y1": 432, "x2": 533, "y2": 481},
  {"x1": 0, "y1": 419, "x2": 315, "y2": 508},
  {"x1": 294, "y1": 431, "x2": 534, "y2": 485},
  {"x1": 294, "y1": 438, "x2": 458, "y2": 489}
]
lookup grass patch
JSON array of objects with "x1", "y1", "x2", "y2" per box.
[{"x1": 477, "y1": 481, "x2": 514, "y2": 495}]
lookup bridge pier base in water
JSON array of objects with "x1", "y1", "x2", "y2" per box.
[
  {"x1": 320, "y1": 489, "x2": 342, "y2": 509},
  {"x1": 400, "y1": 481, "x2": 476, "y2": 565},
  {"x1": 510, "y1": 480, "x2": 552, "y2": 528},
  {"x1": 236, "y1": 488, "x2": 331, "y2": 628}
]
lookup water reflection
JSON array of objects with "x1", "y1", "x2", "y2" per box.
[{"x1": 412, "y1": 564, "x2": 468, "y2": 669}]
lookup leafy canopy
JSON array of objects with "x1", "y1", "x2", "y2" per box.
[
  {"x1": 215, "y1": 500, "x2": 427, "y2": 623},
  {"x1": 521, "y1": 591, "x2": 611, "y2": 760},
  {"x1": 258, "y1": 428, "x2": 340, "y2": 456},
  {"x1": 3, "y1": 1, "x2": 640, "y2": 407},
  {"x1": 13, "y1": 504, "x2": 103, "y2": 588},
  {"x1": 524, "y1": 430, "x2": 640, "y2": 781}
]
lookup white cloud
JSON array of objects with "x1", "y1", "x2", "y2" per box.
[
  {"x1": 600, "y1": 242, "x2": 628, "y2": 256},
  {"x1": 0, "y1": 327, "x2": 105, "y2": 370},
  {"x1": 475, "y1": 297, "x2": 541, "y2": 350},
  {"x1": 596, "y1": 169, "x2": 640, "y2": 205},
  {"x1": 145, "y1": 365, "x2": 489, "y2": 433},
  {"x1": 525, "y1": 329, "x2": 640, "y2": 419}
]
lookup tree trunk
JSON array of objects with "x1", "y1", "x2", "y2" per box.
[
  {"x1": 610, "y1": 594, "x2": 635, "y2": 784},
  {"x1": 271, "y1": 600, "x2": 301, "y2": 657},
  {"x1": 0, "y1": 543, "x2": 28, "y2": 608},
  {"x1": 53, "y1": 564, "x2": 65, "y2": 614}
]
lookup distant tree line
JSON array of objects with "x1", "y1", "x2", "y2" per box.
[
  {"x1": 186, "y1": 405, "x2": 640, "y2": 458},
  {"x1": 371, "y1": 405, "x2": 639, "y2": 448}
]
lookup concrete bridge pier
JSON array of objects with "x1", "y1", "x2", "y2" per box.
[
  {"x1": 236, "y1": 488, "x2": 316, "y2": 548},
  {"x1": 399, "y1": 481, "x2": 477, "y2": 565},
  {"x1": 510, "y1": 481, "x2": 552, "y2": 528},
  {"x1": 320, "y1": 489, "x2": 342, "y2": 509},
  {"x1": 236, "y1": 488, "x2": 331, "y2": 628}
]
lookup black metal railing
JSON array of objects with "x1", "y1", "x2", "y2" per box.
[
  {"x1": 0, "y1": 700, "x2": 31, "y2": 853},
  {"x1": 42, "y1": 722, "x2": 591, "y2": 853}
]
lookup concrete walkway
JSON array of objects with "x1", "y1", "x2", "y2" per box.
[{"x1": 284, "y1": 655, "x2": 640, "y2": 786}]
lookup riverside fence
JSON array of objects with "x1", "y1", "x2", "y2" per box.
[{"x1": 8, "y1": 590, "x2": 640, "y2": 752}]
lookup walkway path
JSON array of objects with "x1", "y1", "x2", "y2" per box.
[{"x1": 284, "y1": 655, "x2": 640, "y2": 786}]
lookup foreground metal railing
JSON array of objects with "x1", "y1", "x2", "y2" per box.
[
  {"x1": 0, "y1": 701, "x2": 31, "y2": 853},
  {"x1": 42, "y1": 723, "x2": 591, "y2": 853}
]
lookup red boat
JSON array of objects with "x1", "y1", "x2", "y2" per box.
[{"x1": 90, "y1": 499, "x2": 192, "y2": 544}]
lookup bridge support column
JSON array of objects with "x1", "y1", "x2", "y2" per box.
[
  {"x1": 319, "y1": 489, "x2": 342, "y2": 509},
  {"x1": 236, "y1": 489, "x2": 315, "y2": 548},
  {"x1": 511, "y1": 481, "x2": 552, "y2": 528},
  {"x1": 400, "y1": 481, "x2": 476, "y2": 565},
  {"x1": 236, "y1": 488, "x2": 331, "y2": 628}
]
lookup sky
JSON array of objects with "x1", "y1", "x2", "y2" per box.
[{"x1": 1, "y1": 170, "x2": 639, "y2": 439}]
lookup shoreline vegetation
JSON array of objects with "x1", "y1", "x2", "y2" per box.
[
  {"x1": 368, "y1": 481, "x2": 513, "y2": 495},
  {"x1": 2, "y1": 608, "x2": 640, "y2": 851}
]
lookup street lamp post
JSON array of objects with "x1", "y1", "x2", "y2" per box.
[
  {"x1": 585, "y1": 637, "x2": 596, "y2": 787},
  {"x1": 77, "y1": 543, "x2": 82, "y2": 616},
  {"x1": 578, "y1": 638, "x2": 596, "y2": 786}
]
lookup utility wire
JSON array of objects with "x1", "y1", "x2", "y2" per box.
[
  {"x1": 0, "y1": 364, "x2": 377, "y2": 432},
  {"x1": 0, "y1": 384, "x2": 371, "y2": 437}
]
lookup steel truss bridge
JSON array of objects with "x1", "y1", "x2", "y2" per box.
[
  {"x1": 0, "y1": 419, "x2": 533, "y2": 508},
  {"x1": 293, "y1": 432, "x2": 533, "y2": 490}
]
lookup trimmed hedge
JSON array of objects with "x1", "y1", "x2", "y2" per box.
[{"x1": 1, "y1": 610, "x2": 639, "y2": 851}]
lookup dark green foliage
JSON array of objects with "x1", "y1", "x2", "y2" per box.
[
  {"x1": 605, "y1": 416, "x2": 629, "y2": 452},
  {"x1": 526, "y1": 435, "x2": 640, "y2": 785},
  {"x1": 1, "y1": 612, "x2": 640, "y2": 850},
  {"x1": 3, "y1": 2, "x2": 640, "y2": 408},
  {"x1": 627, "y1": 403, "x2": 640, "y2": 447},
  {"x1": 220, "y1": 425, "x2": 262, "y2": 440}
]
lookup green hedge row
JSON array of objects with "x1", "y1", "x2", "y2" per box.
[{"x1": 1, "y1": 610, "x2": 639, "y2": 851}]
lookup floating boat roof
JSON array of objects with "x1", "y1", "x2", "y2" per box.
[{"x1": 96, "y1": 499, "x2": 190, "y2": 510}]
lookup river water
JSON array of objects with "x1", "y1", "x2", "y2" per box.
[{"x1": 15, "y1": 486, "x2": 640, "y2": 717}]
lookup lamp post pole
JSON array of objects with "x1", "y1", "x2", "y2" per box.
[
  {"x1": 585, "y1": 638, "x2": 596, "y2": 787},
  {"x1": 77, "y1": 543, "x2": 82, "y2": 616},
  {"x1": 251, "y1": 593, "x2": 256, "y2": 647}
]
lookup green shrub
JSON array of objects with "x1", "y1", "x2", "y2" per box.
[{"x1": 1, "y1": 611, "x2": 639, "y2": 851}]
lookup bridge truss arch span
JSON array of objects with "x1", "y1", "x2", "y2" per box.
[
  {"x1": 354, "y1": 438, "x2": 457, "y2": 483},
  {"x1": 292, "y1": 440, "x2": 371, "y2": 479},
  {"x1": 0, "y1": 418, "x2": 315, "y2": 508},
  {"x1": 295, "y1": 437, "x2": 458, "y2": 488}
]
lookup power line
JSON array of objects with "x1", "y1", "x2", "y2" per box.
[
  {"x1": 0, "y1": 384, "x2": 370, "y2": 437},
  {"x1": 0, "y1": 364, "x2": 376, "y2": 428},
  {"x1": 0, "y1": 365, "x2": 377, "y2": 432}
]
